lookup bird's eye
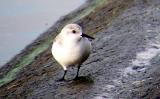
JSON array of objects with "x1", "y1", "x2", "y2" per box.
[{"x1": 72, "y1": 30, "x2": 76, "y2": 33}]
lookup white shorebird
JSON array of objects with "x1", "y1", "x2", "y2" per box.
[{"x1": 51, "y1": 23, "x2": 94, "y2": 80}]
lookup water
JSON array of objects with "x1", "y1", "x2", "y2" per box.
[{"x1": 0, "y1": 0, "x2": 86, "y2": 67}]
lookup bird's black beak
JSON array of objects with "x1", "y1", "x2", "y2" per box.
[{"x1": 81, "y1": 33, "x2": 94, "y2": 40}]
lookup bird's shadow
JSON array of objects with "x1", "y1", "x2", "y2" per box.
[
  {"x1": 55, "y1": 75, "x2": 94, "y2": 86},
  {"x1": 71, "y1": 76, "x2": 94, "y2": 85}
]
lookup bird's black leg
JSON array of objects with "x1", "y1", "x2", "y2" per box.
[
  {"x1": 58, "y1": 70, "x2": 67, "y2": 81},
  {"x1": 74, "y1": 64, "x2": 81, "y2": 79}
]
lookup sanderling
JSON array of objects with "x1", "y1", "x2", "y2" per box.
[{"x1": 51, "y1": 23, "x2": 94, "y2": 81}]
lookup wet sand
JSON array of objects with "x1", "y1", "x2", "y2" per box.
[{"x1": 1, "y1": 0, "x2": 160, "y2": 98}]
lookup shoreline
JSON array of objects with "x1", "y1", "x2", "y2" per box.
[
  {"x1": 2, "y1": 0, "x2": 160, "y2": 98},
  {"x1": 0, "y1": 0, "x2": 108, "y2": 88}
]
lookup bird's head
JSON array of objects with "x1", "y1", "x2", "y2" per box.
[{"x1": 60, "y1": 23, "x2": 94, "y2": 41}]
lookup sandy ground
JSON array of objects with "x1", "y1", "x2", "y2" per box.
[{"x1": 1, "y1": 0, "x2": 160, "y2": 98}]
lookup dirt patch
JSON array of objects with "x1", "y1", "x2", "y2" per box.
[{"x1": 1, "y1": 0, "x2": 160, "y2": 98}]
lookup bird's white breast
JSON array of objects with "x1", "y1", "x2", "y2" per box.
[{"x1": 52, "y1": 37, "x2": 91, "y2": 68}]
